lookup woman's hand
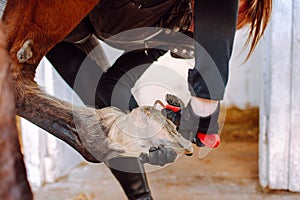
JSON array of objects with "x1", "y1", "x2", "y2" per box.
[{"x1": 162, "y1": 95, "x2": 220, "y2": 147}]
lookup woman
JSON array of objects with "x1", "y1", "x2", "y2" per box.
[{"x1": 46, "y1": 0, "x2": 272, "y2": 199}]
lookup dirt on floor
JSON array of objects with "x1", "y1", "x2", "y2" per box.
[
  {"x1": 34, "y1": 107, "x2": 300, "y2": 200},
  {"x1": 220, "y1": 106, "x2": 259, "y2": 142}
]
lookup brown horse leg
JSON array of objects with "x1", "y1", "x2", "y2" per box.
[
  {"x1": 0, "y1": 24, "x2": 33, "y2": 200},
  {"x1": 1, "y1": 0, "x2": 125, "y2": 162},
  {"x1": 13, "y1": 66, "x2": 125, "y2": 162}
]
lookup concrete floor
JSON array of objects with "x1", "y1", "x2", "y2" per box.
[{"x1": 33, "y1": 141, "x2": 300, "y2": 200}]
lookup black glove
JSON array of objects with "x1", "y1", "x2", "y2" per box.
[
  {"x1": 162, "y1": 95, "x2": 220, "y2": 148},
  {"x1": 139, "y1": 145, "x2": 177, "y2": 166}
]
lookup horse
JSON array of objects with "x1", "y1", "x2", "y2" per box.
[{"x1": 0, "y1": 0, "x2": 272, "y2": 199}]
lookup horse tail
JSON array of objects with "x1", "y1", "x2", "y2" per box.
[{"x1": 237, "y1": 0, "x2": 272, "y2": 60}]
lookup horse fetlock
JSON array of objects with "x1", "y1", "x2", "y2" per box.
[{"x1": 72, "y1": 106, "x2": 125, "y2": 161}]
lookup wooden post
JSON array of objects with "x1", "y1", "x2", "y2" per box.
[
  {"x1": 289, "y1": 0, "x2": 300, "y2": 192},
  {"x1": 259, "y1": 0, "x2": 300, "y2": 192}
]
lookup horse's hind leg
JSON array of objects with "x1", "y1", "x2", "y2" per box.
[
  {"x1": 0, "y1": 23, "x2": 33, "y2": 200},
  {"x1": 11, "y1": 62, "x2": 125, "y2": 162},
  {"x1": 1, "y1": 0, "x2": 124, "y2": 162}
]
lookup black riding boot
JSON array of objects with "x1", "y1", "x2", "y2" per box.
[
  {"x1": 107, "y1": 157, "x2": 153, "y2": 200},
  {"x1": 46, "y1": 41, "x2": 154, "y2": 200}
]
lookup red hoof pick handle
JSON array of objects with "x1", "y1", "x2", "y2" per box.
[
  {"x1": 165, "y1": 104, "x2": 181, "y2": 112},
  {"x1": 197, "y1": 132, "x2": 220, "y2": 148}
]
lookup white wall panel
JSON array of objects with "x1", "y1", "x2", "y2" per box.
[{"x1": 260, "y1": 0, "x2": 300, "y2": 192}]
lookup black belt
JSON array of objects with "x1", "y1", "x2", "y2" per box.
[{"x1": 104, "y1": 27, "x2": 195, "y2": 59}]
